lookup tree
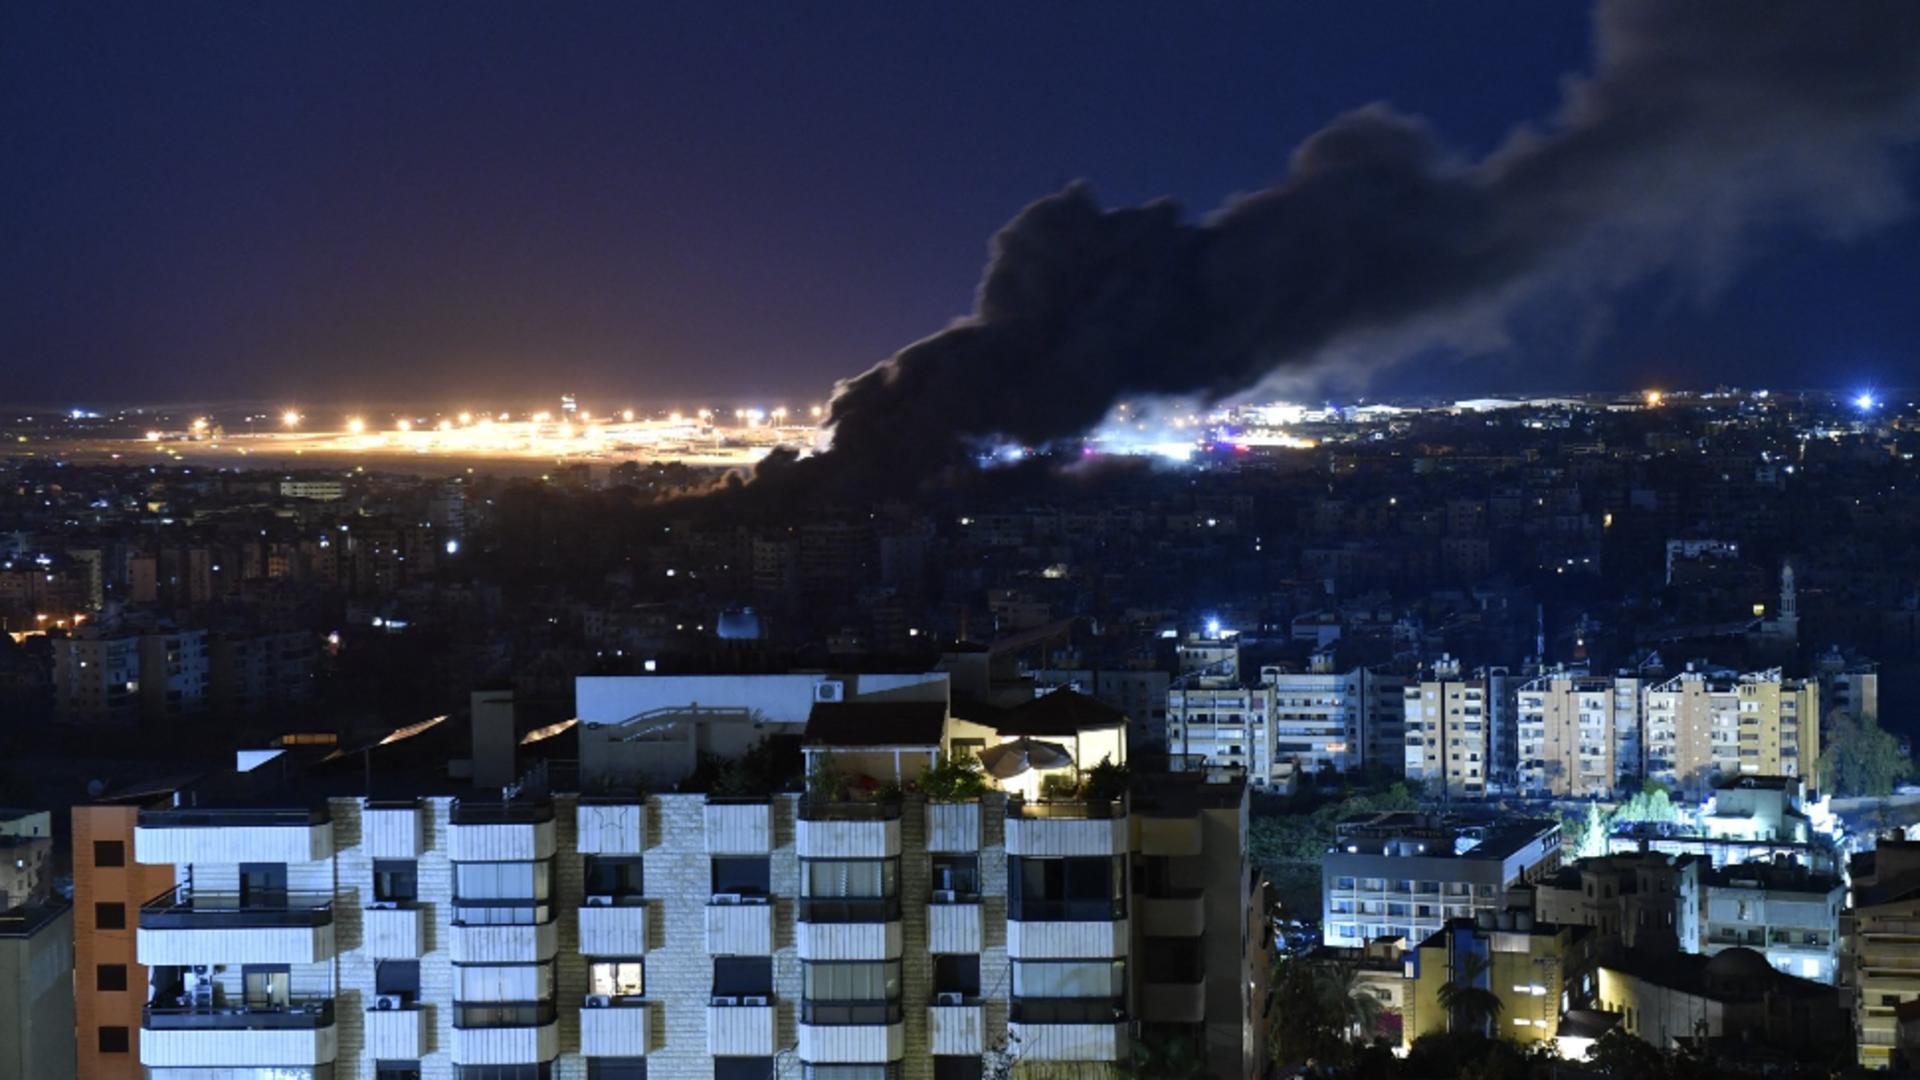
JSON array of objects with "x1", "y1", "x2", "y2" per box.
[
  {"x1": 1819, "y1": 711, "x2": 1913, "y2": 797},
  {"x1": 1613, "y1": 779, "x2": 1679, "y2": 827},
  {"x1": 1436, "y1": 953, "x2": 1504, "y2": 1036},
  {"x1": 1120, "y1": 1027, "x2": 1209, "y2": 1079},
  {"x1": 1586, "y1": 1030, "x2": 1668, "y2": 1078}
]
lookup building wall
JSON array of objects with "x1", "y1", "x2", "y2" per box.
[
  {"x1": 0, "y1": 905, "x2": 76, "y2": 1080},
  {"x1": 1404, "y1": 679, "x2": 1491, "y2": 798},
  {"x1": 73, "y1": 804, "x2": 175, "y2": 1079}
]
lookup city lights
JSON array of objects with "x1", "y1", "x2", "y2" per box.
[
  {"x1": 282, "y1": 410, "x2": 301, "y2": 427},
  {"x1": 1855, "y1": 391, "x2": 1878, "y2": 410},
  {"x1": 346, "y1": 417, "x2": 366, "y2": 434}
]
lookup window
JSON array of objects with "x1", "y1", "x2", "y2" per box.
[
  {"x1": 374, "y1": 860, "x2": 419, "y2": 903},
  {"x1": 933, "y1": 954, "x2": 980, "y2": 999},
  {"x1": 455, "y1": 862, "x2": 553, "y2": 925},
  {"x1": 377, "y1": 961, "x2": 421, "y2": 1002},
  {"x1": 585, "y1": 856, "x2": 645, "y2": 900},
  {"x1": 715, "y1": 1061, "x2": 774, "y2": 1080},
  {"x1": 934, "y1": 1058, "x2": 984, "y2": 1080},
  {"x1": 456, "y1": 1002, "x2": 556, "y2": 1028},
  {"x1": 239, "y1": 862, "x2": 289, "y2": 908},
  {"x1": 243, "y1": 965, "x2": 291, "y2": 1009},
  {"x1": 712, "y1": 857, "x2": 771, "y2": 898},
  {"x1": 714, "y1": 957, "x2": 773, "y2": 998},
  {"x1": 376, "y1": 1064, "x2": 423, "y2": 1080},
  {"x1": 98, "y1": 1026, "x2": 130, "y2": 1053},
  {"x1": 590, "y1": 959, "x2": 645, "y2": 999},
  {"x1": 95, "y1": 902, "x2": 125, "y2": 930},
  {"x1": 97, "y1": 964, "x2": 128, "y2": 992},
  {"x1": 457, "y1": 1067, "x2": 552, "y2": 1080},
  {"x1": 588, "y1": 1061, "x2": 647, "y2": 1080},
  {"x1": 803, "y1": 960, "x2": 903, "y2": 1024},
  {"x1": 1008, "y1": 856, "x2": 1124, "y2": 920},
  {"x1": 801, "y1": 858, "x2": 900, "y2": 921},
  {"x1": 1012, "y1": 959, "x2": 1125, "y2": 1000},
  {"x1": 93, "y1": 840, "x2": 125, "y2": 868},
  {"x1": 930, "y1": 855, "x2": 979, "y2": 900},
  {"x1": 1141, "y1": 938, "x2": 1204, "y2": 984}
]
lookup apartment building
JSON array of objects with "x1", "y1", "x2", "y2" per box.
[
  {"x1": 1404, "y1": 911, "x2": 1593, "y2": 1047},
  {"x1": 0, "y1": 809, "x2": 74, "y2": 1080},
  {"x1": 1529, "y1": 852, "x2": 1702, "y2": 955},
  {"x1": 73, "y1": 799, "x2": 179, "y2": 1078},
  {"x1": 1643, "y1": 668, "x2": 1818, "y2": 796},
  {"x1": 51, "y1": 625, "x2": 141, "y2": 724},
  {"x1": 1843, "y1": 840, "x2": 1920, "y2": 1067},
  {"x1": 1321, "y1": 813, "x2": 1562, "y2": 949},
  {"x1": 1403, "y1": 658, "x2": 1493, "y2": 798},
  {"x1": 97, "y1": 669, "x2": 1263, "y2": 1080},
  {"x1": 1702, "y1": 861, "x2": 1844, "y2": 983},
  {"x1": 1515, "y1": 672, "x2": 1647, "y2": 798},
  {"x1": 1167, "y1": 676, "x2": 1268, "y2": 785}
]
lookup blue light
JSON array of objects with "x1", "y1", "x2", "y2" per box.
[
  {"x1": 1205, "y1": 618, "x2": 1222, "y2": 638},
  {"x1": 1855, "y1": 391, "x2": 1878, "y2": 411}
]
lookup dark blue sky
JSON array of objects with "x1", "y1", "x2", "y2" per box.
[{"x1": 3, "y1": 2, "x2": 1913, "y2": 407}]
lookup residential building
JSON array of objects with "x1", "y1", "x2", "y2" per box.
[
  {"x1": 1607, "y1": 776, "x2": 1838, "y2": 874},
  {"x1": 1643, "y1": 667, "x2": 1818, "y2": 796},
  {"x1": 1322, "y1": 813, "x2": 1563, "y2": 949},
  {"x1": 1515, "y1": 671, "x2": 1648, "y2": 798},
  {"x1": 138, "y1": 628, "x2": 209, "y2": 719},
  {"x1": 1032, "y1": 667, "x2": 1169, "y2": 754},
  {"x1": 1167, "y1": 672, "x2": 1268, "y2": 786},
  {"x1": 1404, "y1": 911, "x2": 1593, "y2": 1048},
  {"x1": 51, "y1": 626, "x2": 141, "y2": 724},
  {"x1": 1403, "y1": 657, "x2": 1493, "y2": 798},
  {"x1": 1843, "y1": 839, "x2": 1920, "y2": 1067},
  {"x1": 1702, "y1": 861, "x2": 1844, "y2": 983},
  {"x1": 73, "y1": 798, "x2": 179, "y2": 1078},
  {"x1": 1529, "y1": 853, "x2": 1703, "y2": 955},
  {"x1": 1814, "y1": 647, "x2": 1879, "y2": 731},
  {"x1": 0, "y1": 808, "x2": 74, "y2": 1080}
]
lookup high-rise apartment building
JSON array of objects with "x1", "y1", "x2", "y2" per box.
[
  {"x1": 89, "y1": 669, "x2": 1265, "y2": 1080},
  {"x1": 73, "y1": 800, "x2": 179, "y2": 1078},
  {"x1": 1842, "y1": 840, "x2": 1920, "y2": 1067},
  {"x1": 1321, "y1": 813, "x2": 1563, "y2": 949},
  {"x1": 1644, "y1": 668, "x2": 1818, "y2": 796},
  {"x1": 1515, "y1": 672, "x2": 1648, "y2": 798},
  {"x1": 0, "y1": 808, "x2": 74, "y2": 1080},
  {"x1": 1403, "y1": 658, "x2": 1493, "y2": 798}
]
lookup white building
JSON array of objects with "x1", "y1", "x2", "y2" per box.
[
  {"x1": 1703, "y1": 862, "x2": 1844, "y2": 983},
  {"x1": 1321, "y1": 813, "x2": 1562, "y2": 949}
]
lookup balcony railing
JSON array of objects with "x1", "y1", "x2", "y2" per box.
[
  {"x1": 145, "y1": 1001, "x2": 335, "y2": 1029},
  {"x1": 137, "y1": 806, "x2": 331, "y2": 829},
  {"x1": 800, "y1": 798, "x2": 903, "y2": 822},
  {"x1": 449, "y1": 799, "x2": 555, "y2": 825},
  {"x1": 453, "y1": 1000, "x2": 560, "y2": 1029},
  {"x1": 1007, "y1": 796, "x2": 1125, "y2": 820},
  {"x1": 799, "y1": 896, "x2": 902, "y2": 923},
  {"x1": 802, "y1": 999, "x2": 905, "y2": 1025},
  {"x1": 1010, "y1": 997, "x2": 1126, "y2": 1024},
  {"x1": 140, "y1": 886, "x2": 334, "y2": 929}
]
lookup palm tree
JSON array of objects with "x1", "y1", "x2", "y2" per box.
[
  {"x1": 1319, "y1": 961, "x2": 1384, "y2": 1044},
  {"x1": 1436, "y1": 952, "x2": 1504, "y2": 1037}
]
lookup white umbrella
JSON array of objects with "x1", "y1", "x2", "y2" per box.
[{"x1": 977, "y1": 737, "x2": 1074, "y2": 779}]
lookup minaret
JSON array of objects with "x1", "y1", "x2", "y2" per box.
[{"x1": 1778, "y1": 560, "x2": 1799, "y2": 641}]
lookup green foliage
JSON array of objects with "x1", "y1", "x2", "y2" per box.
[
  {"x1": 1613, "y1": 779, "x2": 1679, "y2": 827},
  {"x1": 1561, "y1": 801, "x2": 1610, "y2": 860},
  {"x1": 1039, "y1": 771, "x2": 1082, "y2": 800},
  {"x1": 1820, "y1": 711, "x2": 1914, "y2": 797},
  {"x1": 919, "y1": 753, "x2": 991, "y2": 802},
  {"x1": 1585, "y1": 1030, "x2": 1667, "y2": 1077},
  {"x1": 1082, "y1": 757, "x2": 1131, "y2": 801},
  {"x1": 1250, "y1": 782, "x2": 1419, "y2": 918},
  {"x1": 1436, "y1": 953, "x2": 1504, "y2": 1036},
  {"x1": 690, "y1": 736, "x2": 803, "y2": 796},
  {"x1": 806, "y1": 755, "x2": 850, "y2": 801},
  {"x1": 1120, "y1": 1027, "x2": 1210, "y2": 1079}
]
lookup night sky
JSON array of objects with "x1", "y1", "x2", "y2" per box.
[{"x1": 5, "y1": 2, "x2": 1916, "y2": 408}]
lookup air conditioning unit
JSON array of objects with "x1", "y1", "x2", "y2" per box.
[
  {"x1": 369, "y1": 900, "x2": 399, "y2": 910},
  {"x1": 711, "y1": 995, "x2": 739, "y2": 1007},
  {"x1": 586, "y1": 894, "x2": 615, "y2": 907},
  {"x1": 375, "y1": 995, "x2": 402, "y2": 1011},
  {"x1": 584, "y1": 995, "x2": 611, "y2": 1008},
  {"x1": 712, "y1": 892, "x2": 742, "y2": 905},
  {"x1": 741, "y1": 995, "x2": 770, "y2": 1006},
  {"x1": 191, "y1": 965, "x2": 211, "y2": 976},
  {"x1": 935, "y1": 992, "x2": 964, "y2": 1006},
  {"x1": 814, "y1": 680, "x2": 844, "y2": 703},
  {"x1": 931, "y1": 889, "x2": 957, "y2": 903},
  {"x1": 742, "y1": 894, "x2": 770, "y2": 905}
]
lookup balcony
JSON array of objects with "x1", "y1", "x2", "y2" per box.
[
  {"x1": 137, "y1": 887, "x2": 336, "y2": 966},
  {"x1": 706, "y1": 897, "x2": 775, "y2": 954},
  {"x1": 364, "y1": 904, "x2": 425, "y2": 958},
  {"x1": 448, "y1": 799, "x2": 557, "y2": 862},
  {"x1": 1007, "y1": 915, "x2": 1129, "y2": 960},
  {"x1": 707, "y1": 1000, "x2": 778, "y2": 1055},
  {"x1": 365, "y1": 1003, "x2": 428, "y2": 1059},
  {"x1": 928, "y1": 1001, "x2": 985, "y2": 1054},
  {"x1": 927, "y1": 900, "x2": 983, "y2": 954},
  {"x1": 452, "y1": 1002, "x2": 560, "y2": 1065},
  {"x1": 1139, "y1": 981, "x2": 1207, "y2": 1023},
  {"x1": 1005, "y1": 797, "x2": 1128, "y2": 856},
  {"x1": 798, "y1": 1000, "x2": 905, "y2": 1062},
  {"x1": 705, "y1": 798, "x2": 773, "y2": 854},
  {"x1": 362, "y1": 799, "x2": 427, "y2": 859},
  {"x1": 577, "y1": 797, "x2": 648, "y2": 855},
  {"x1": 1008, "y1": 999, "x2": 1128, "y2": 1061},
  {"x1": 579, "y1": 899, "x2": 650, "y2": 955},
  {"x1": 135, "y1": 806, "x2": 333, "y2": 866},
  {"x1": 580, "y1": 998, "x2": 652, "y2": 1056},
  {"x1": 925, "y1": 800, "x2": 982, "y2": 852},
  {"x1": 798, "y1": 799, "x2": 903, "y2": 859},
  {"x1": 798, "y1": 910, "x2": 903, "y2": 961},
  {"x1": 1137, "y1": 890, "x2": 1205, "y2": 937},
  {"x1": 450, "y1": 918, "x2": 559, "y2": 963},
  {"x1": 140, "y1": 1002, "x2": 337, "y2": 1068}
]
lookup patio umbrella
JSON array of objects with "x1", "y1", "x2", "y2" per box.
[{"x1": 977, "y1": 737, "x2": 1074, "y2": 779}]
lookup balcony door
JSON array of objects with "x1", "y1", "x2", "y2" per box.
[
  {"x1": 239, "y1": 863, "x2": 288, "y2": 909},
  {"x1": 243, "y1": 964, "x2": 291, "y2": 1010}
]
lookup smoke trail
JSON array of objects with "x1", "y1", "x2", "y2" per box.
[{"x1": 781, "y1": 0, "x2": 1920, "y2": 496}]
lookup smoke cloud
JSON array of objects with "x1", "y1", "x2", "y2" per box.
[{"x1": 779, "y1": 0, "x2": 1920, "y2": 497}]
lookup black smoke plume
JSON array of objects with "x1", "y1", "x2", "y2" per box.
[{"x1": 778, "y1": 0, "x2": 1920, "y2": 497}]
